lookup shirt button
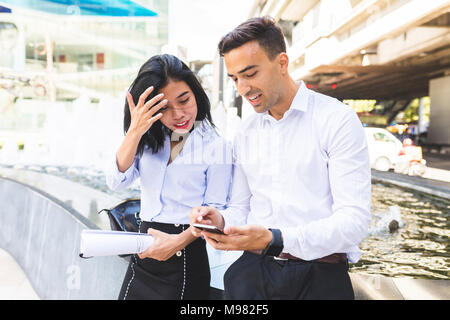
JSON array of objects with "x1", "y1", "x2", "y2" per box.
[{"x1": 176, "y1": 251, "x2": 182, "y2": 257}]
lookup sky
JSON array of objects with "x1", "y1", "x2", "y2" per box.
[{"x1": 168, "y1": 0, "x2": 255, "y2": 61}]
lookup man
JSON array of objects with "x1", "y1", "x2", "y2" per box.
[{"x1": 190, "y1": 16, "x2": 371, "y2": 300}]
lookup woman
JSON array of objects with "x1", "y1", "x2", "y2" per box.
[{"x1": 106, "y1": 54, "x2": 232, "y2": 300}]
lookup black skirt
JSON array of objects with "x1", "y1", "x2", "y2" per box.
[{"x1": 118, "y1": 221, "x2": 211, "y2": 300}]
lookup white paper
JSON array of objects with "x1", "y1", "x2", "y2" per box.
[{"x1": 79, "y1": 229, "x2": 154, "y2": 258}]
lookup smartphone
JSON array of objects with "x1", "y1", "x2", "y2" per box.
[{"x1": 192, "y1": 223, "x2": 225, "y2": 235}]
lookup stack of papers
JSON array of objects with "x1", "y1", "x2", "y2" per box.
[{"x1": 79, "y1": 229, "x2": 154, "y2": 258}]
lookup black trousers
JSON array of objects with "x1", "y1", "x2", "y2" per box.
[
  {"x1": 224, "y1": 251, "x2": 354, "y2": 300},
  {"x1": 118, "y1": 221, "x2": 210, "y2": 300}
]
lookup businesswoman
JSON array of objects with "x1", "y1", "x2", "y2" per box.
[{"x1": 106, "y1": 54, "x2": 232, "y2": 300}]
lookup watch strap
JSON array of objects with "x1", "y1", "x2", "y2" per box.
[{"x1": 262, "y1": 228, "x2": 284, "y2": 257}]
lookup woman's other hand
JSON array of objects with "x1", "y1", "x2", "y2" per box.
[
  {"x1": 137, "y1": 228, "x2": 182, "y2": 261},
  {"x1": 190, "y1": 206, "x2": 225, "y2": 237}
]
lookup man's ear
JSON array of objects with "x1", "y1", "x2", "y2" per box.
[{"x1": 278, "y1": 52, "x2": 289, "y2": 75}]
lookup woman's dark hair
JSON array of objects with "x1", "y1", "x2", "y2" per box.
[
  {"x1": 124, "y1": 54, "x2": 214, "y2": 156},
  {"x1": 218, "y1": 16, "x2": 286, "y2": 59}
]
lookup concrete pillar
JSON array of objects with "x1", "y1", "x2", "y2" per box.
[
  {"x1": 45, "y1": 33, "x2": 56, "y2": 103},
  {"x1": 417, "y1": 97, "x2": 426, "y2": 145},
  {"x1": 428, "y1": 76, "x2": 450, "y2": 145}
]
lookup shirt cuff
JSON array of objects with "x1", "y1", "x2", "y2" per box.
[
  {"x1": 112, "y1": 157, "x2": 135, "y2": 183},
  {"x1": 279, "y1": 226, "x2": 304, "y2": 258}
]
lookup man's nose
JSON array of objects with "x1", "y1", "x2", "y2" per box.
[{"x1": 236, "y1": 79, "x2": 251, "y2": 97}]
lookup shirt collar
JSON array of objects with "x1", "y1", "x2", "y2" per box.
[
  {"x1": 290, "y1": 81, "x2": 309, "y2": 113},
  {"x1": 262, "y1": 81, "x2": 309, "y2": 121},
  {"x1": 194, "y1": 119, "x2": 214, "y2": 137}
]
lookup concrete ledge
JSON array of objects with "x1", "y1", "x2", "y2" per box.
[
  {"x1": 371, "y1": 169, "x2": 450, "y2": 200},
  {"x1": 0, "y1": 177, "x2": 128, "y2": 299},
  {"x1": 350, "y1": 273, "x2": 404, "y2": 300},
  {"x1": 350, "y1": 273, "x2": 450, "y2": 300},
  {"x1": 393, "y1": 278, "x2": 450, "y2": 300},
  {"x1": 0, "y1": 167, "x2": 118, "y2": 230}
]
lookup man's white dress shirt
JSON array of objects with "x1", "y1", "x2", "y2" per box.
[
  {"x1": 106, "y1": 120, "x2": 232, "y2": 224},
  {"x1": 221, "y1": 81, "x2": 371, "y2": 263}
]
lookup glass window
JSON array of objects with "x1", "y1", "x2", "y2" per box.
[{"x1": 373, "y1": 132, "x2": 394, "y2": 142}]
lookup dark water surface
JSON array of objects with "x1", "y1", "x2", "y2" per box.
[{"x1": 351, "y1": 182, "x2": 449, "y2": 280}]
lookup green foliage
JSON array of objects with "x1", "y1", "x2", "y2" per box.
[
  {"x1": 345, "y1": 98, "x2": 431, "y2": 125},
  {"x1": 17, "y1": 140, "x2": 24, "y2": 150},
  {"x1": 343, "y1": 99, "x2": 377, "y2": 112},
  {"x1": 395, "y1": 97, "x2": 430, "y2": 123}
]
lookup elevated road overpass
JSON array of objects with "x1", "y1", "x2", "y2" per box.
[{"x1": 250, "y1": 0, "x2": 450, "y2": 145}]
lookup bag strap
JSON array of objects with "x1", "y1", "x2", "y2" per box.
[
  {"x1": 135, "y1": 211, "x2": 141, "y2": 227},
  {"x1": 98, "y1": 209, "x2": 109, "y2": 215}
]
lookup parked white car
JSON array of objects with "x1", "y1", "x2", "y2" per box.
[{"x1": 364, "y1": 127, "x2": 402, "y2": 171}]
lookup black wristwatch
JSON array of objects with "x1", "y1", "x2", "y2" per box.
[{"x1": 262, "y1": 228, "x2": 284, "y2": 257}]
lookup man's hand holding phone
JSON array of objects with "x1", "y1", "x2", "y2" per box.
[
  {"x1": 190, "y1": 206, "x2": 273, "y2": 252},
  {"x1": 192, "y1": 223, "x2": 225, "y2": 235}
]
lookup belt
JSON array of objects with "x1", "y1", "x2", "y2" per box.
[{"x1": 247, "y1": 250, "x2": 347, "y2": 264}]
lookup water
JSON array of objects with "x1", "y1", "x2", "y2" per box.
[
  {"x1": 351, "y1": 182, "x2": 449, "y2": 280},
  {"x1": 0, "y1": 94, "x2": 124, "y2": 170},
  {"x1": 1, "y1": 163, "x2": 449, "y2": 280},
  {"x1": 1, "y1": 164, "x2": 140, "y2": 201}
]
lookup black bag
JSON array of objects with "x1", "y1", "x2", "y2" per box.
[{"x1": 98, "y1": 198, "x2": 142, "y2": 233}]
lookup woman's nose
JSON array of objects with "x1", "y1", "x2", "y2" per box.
[{"x1": 171, "y1": 108, "x2": 185, "y2": 120}]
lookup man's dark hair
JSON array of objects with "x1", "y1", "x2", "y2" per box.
[
  {"x1": 218, "y1": 16, "x2": 286, "y2": 59},
  {"x1": 124, "y1": 54, "x2": 214, "y2": 156}
]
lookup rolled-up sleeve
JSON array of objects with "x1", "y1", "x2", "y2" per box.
[
  {"x1": 281, "y1": 109, "x2": 372, "y2": 262},
  {"x1": 105, "y1": 154, "x2": 140, "y2": 191}
]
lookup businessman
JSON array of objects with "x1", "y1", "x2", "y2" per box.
[{"x1": 190, "y1": 16, "x2": 371, "y2": 300}]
